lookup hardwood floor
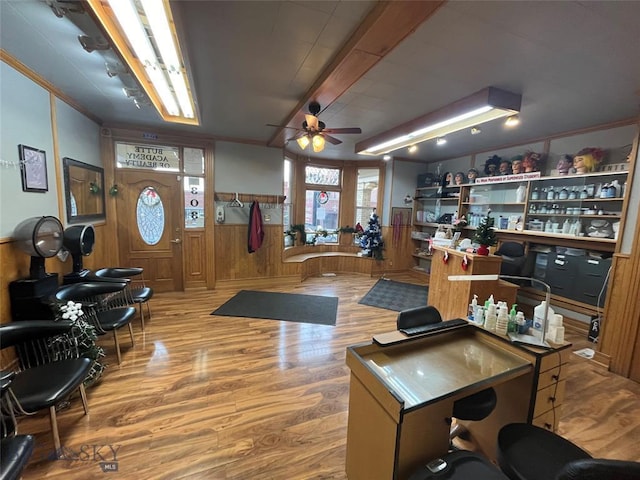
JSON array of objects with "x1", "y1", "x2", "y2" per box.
[{"x1": 17, "y1": 274, "x2": 640, "y2": 479}]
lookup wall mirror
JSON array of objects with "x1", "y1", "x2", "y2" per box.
[{"x1": 63, "y1": 157, "x2": 105, "y2": 223}]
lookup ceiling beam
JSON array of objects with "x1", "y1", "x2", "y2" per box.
[{"x1": 267, "y1": 0, "x2": 446, "y2": 149}]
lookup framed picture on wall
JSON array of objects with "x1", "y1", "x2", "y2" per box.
[{"x1": 19, "y1": 144, "x2": 48, "y2": 192}]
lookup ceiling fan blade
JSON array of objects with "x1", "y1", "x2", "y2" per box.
[
  {"x1": 323, "y1": 134, "x2": 342, "y2": 145},
  {"x1": 267, "y1": 123, "x2": 301, "y2": 130},
  {"x1": 323, "y1": 127, "x2": 362, "y2": 134},
  {"x1": 304, "y1": 114, "x2": 319, "y2": 130}
]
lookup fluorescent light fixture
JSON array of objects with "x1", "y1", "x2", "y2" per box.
[
  {"x1": 356, "y1": 87, "x2": 521, "y2": 156},
  {"x1": 86, "y1": 0, "x2": 198, "y2": 125},
  {"x1": 505, "y1": 115, "x2": 520, "y2": 127},
  {"x1": 436, "y1": 137, "x2": 447, "y2": 146}
]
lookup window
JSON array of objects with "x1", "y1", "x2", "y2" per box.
[
  {"x1": 355, "y1": 168, "x2": 379, "y2": 226},
  {"x1": 304, "y1": 166, "x2": 340, "y2": 243},
  {"x1": 184, "y1": 176, "x2": 204, "y2": 228},
  {"x1": 283, "y1": 158, "x2": 293, "y2": 230},
  {"x1": 136, "y1": 186, "x2": 165, "y2": 245}
]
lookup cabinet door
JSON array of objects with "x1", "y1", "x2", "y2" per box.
[
  {"x1": 574, "y1": 257, "x2": 612, "y2": 306},
  {"x1": 545, "y1": 253, "x2": 578, "y2": 298}
]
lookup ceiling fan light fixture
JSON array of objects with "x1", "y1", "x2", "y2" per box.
[
  {"x1": 296, "y1": 135, "x2": 310, "y2": 150},
  {"x1": 356, "y1": 87, "x2": 521, "y2": 155},
  {"x1": 312, "y1": 134, "x2": 325, "y2": 153}
]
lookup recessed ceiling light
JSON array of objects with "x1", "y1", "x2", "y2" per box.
[
  {"x1": 408, "y1": 145, "x2": 418, "y2": 154},
  {"x1": 470, "y1": 127, "x2": 482, "y2": 135},
  {"x1": 505, "y1": 115, "x2": 520, "y2": 127},
  {"x1": 383, "y1": 155, "x2": 392, "y2": 161},
  {"x1": 436, "y1": 137, "x2": 447, "y2": 146}
]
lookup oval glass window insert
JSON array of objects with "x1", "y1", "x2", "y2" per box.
[{"x1": 136, "y1": 186, "x2": 165, "y2": 245}]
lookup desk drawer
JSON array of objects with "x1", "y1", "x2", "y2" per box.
[
  {"x1": 532, "y1": 408, "x2": 562, "y2": 432},
  {"x1": 539, "y1": 348, "x2": 570, "y2": 373},
  {"x1": 537, "y1": 365, "x2": 566, "y2": 390},
  {"x1": 533, "y1": 379, "x2": 566, "y2": 418}
]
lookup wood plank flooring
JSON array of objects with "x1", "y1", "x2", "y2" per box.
[{"x1": 17, "y1": 274, "x2": 640, "y2": 479}]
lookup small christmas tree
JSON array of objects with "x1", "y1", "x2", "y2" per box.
[
  {"x1": 360, "y1": 209, "x2": 384, "y2": 260},
  {"x1": 472, "y1": 213, "x2": 497, "y2": 247}
]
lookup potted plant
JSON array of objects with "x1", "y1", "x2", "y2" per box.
[
  {"x1": 472, "y1": 212, "x2": 497, "y2": 255},
  {"x1": 290, "y1": 224, "x2": 306, "y2": 246}
]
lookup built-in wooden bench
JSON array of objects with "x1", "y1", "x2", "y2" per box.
[{"x1": 283, "y1": 246, "x2": 383, "y2": 281}]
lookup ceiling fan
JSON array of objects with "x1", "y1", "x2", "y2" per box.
[{"x1": 268, "y1": 101, "x2": 362, "y2": 152}]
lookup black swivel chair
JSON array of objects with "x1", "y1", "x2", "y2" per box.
[
  {"x1": 1, "y1": 372, "x2": 35, "y2": 480},
  {"x1": 494, "y1": 242, "x2": 527, "y2": 277},
  {"x1": 94, "y1": 268, "x2": 153, "y2": 331},
  {"x1": 497, "y1": 423, "x2": 640, "y2": 480},
  {"x1": 0, "y1": 320, "x2": 93, "y2": 457},
  {"x1": 449, "y1": 387, "x2": 497, "y2": 441},
  {"x1": 55, "y1": 282, "x2": 136, "y2": 364}
]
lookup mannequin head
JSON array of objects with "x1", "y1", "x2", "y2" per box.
[
  {"x1": 499, "y1": 160, "x2": 512, "y2": 176},
  {"x1": 467, "y1": 168, "x2": 479, "y2": 183},
  {"x1": 454, "y1": 172, "x2": 466, "y2": 185},
  {"x1": 556, "y1": 154, "x2": 574, "y2": 175},
  {"x1": 511, "y1": 155, "x2": 524, "y2": 174},
  {"x1": 573, "y1": 148, "x2": 604, "y2": 174},
  {"x1": 484, "y1": 155, "x2": 501, "y2": 176}
]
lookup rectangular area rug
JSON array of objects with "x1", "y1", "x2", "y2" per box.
[
  {"x1": 211, "y1": 290, "x2": 338, "y2": 326},
  {"x1": 359, "y1": 279, "x2": 428, "y2": 312}
]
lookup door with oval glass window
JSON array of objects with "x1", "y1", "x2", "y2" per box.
[{"x1": 115, "y1": 170, "x2": 183, "y2": 292}]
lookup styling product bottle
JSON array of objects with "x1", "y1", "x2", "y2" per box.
[
  {"x1": 468, "y1": 294, "x2": 478, "y2": 321},
  {"x1": 508, "y1": 304, "x2": 518, "y2": 333},
  {"x1": 568, "y1": 187, "x2": 578, "y2": 200},
  {"x1": 516, "y1": 184, "x2": 527, "y2": 203},
  {"x1": 484, "y1": 304, "x2": 497, "y2": 332},
  {"x1": 496, "y1": 306, "x2": 509, "y2": 335},
  {"x1": 546, "y1": 186, "x2": 555, "y2": 200},
  {"x1": 533, "y1": 300, "x2": 555, "y2": 338},
  {"x1": 475, "y1": 308, "x2": 485, "y2": 327},
  {"x1": 531, "y1": 187, "x2": 539, "y2": 200},
  {"x1": 516, "y1": 311, "x2": 526, "y2": 334}
]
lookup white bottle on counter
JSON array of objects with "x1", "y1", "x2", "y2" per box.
[
  {"x1": 533, "y1": 301, "x2": 555, "y2": 338},
  {"x1": 496, "y1": 306, "x2": 509, "y2": 335},
  {"x1": 484, "y1": 304, "x2": 497, "y2": 332},
  {"x1": 475, "y1": 308, "x2": 485, "y2": 327}
]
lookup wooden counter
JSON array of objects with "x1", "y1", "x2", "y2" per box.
[
  {"x1": 345, "y1": 325, "x2": 571, "y2": 480},
  {"x1": 427, "y1": 246, "x2": 518, "y2": 320}
]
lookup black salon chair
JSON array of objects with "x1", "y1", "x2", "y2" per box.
[
  {"x1": 55, "y1": 282, "x2": 136, "y2": 364},
  {"x1": 94, "y1": 268, "x2": 153, "y2": 331},
  {"x1": 449, "y1": 387, "x2": 497, "y2": 441},
  {"x1": 408, "y1": 450, "x2": 510, "y2": 480},
  {"x1": 1, "y1": 370, "x2": 35, "y2": 480},
  {"x1": 497, "y1": 423, "x2": 640, "y2": 480},
  {"x1": 0, "y1": 320, "x2": 92, "y2": 457},
  {"x1": 494, "y1": 242, "x2": 526, "y2": 277}
]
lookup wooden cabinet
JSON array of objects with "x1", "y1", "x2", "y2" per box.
[{"x1": 427, "y1": 246, "x2": 518, "y2": 321}]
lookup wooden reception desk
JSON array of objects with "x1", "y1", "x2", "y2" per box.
[
  {"x1": 345, "y1": 325, "x2": 571, "y2": 480},
  {"x1": 427, "y1": 246, "x2": 519, "y2": 320}
]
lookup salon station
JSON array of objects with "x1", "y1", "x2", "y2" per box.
[{"x1": 1, "y1": 1, "x2": 640, "y2": 479}]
